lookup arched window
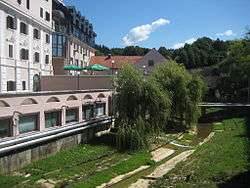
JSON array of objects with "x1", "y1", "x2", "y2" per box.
[
  {"x1": 97, "y1": 93, "x2": 106, "y2": 99},
  {"x1": 47, "y1": 97, "x2": 60, "y2": 103},
  {"x1": 67, "y1": 95, "x2": 78, "y2": 101},
  {"x1": 33, "y1": 74, "x2": 41, "y2": 92},
  {"x1": 21, "y1": 98, "x2": 38, "y2": 105},
  {"x1": 0, "y1": 100, "x2": 10, "y2": 107},
  {"x1": 84, "y1": 95, "x2": 93, "y2": 100}
]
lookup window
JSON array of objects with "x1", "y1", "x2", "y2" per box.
[
  {"x1": 0, "y1": 118, "x2": 11, "y2": 138},
  {"x1": 19, "y1": 114, "x2": 38, "y2": 134},
  {"x1": 52, "y1": 34, "x2": 66, "y2": 57},
  {"x1": 26, "y1": 0, "x2": 30, "y2": 9},
  {"x1": 20, "y1": 22, "x2": 28, "y2": 35},
  {"x1": 20, "y1": 49, "x2": 29, "y2": 60},
  {"x1": 33, "y1": 29, "x2": 40, "y2": 39},
  {"x1": 95, "y1": 103, "x2": 106, "y2": 117},
  {"x1": 45, "y1": 55, "x2": 49, "y2": 64},
  {"x1": 9, "y1": 45, "x2": 13, "y2": 58},
  {"x1": 7, "y1": 81, "x2": 16, "y2": 91},
  {"x1": 45, "y1": 111, "x2": 61, "y2": 128},
  {"x1": 34, "y1": 52, "x2": 40, "y2": 63},
  {"x1": 40, "y1": 8, "x2": 43, "y2": 18},
  {"x1": 22, "y1": 81, "x2": 26, "y2": 90},
  {"x1": 46, "y1": 34, "x2": 50, "y2": 44},
  {"x1": 75, "y1": 59, "x2": 79, "y2": 66},
  {"x1": 66, "y1": 108, "x2": 78, "y2": 124},
  {"x1": 33, "y1": 74, "x2": 40, "y2": 92},
  {"x1": 17, "y1": 0, "x2": 21, "y2": 5},
  {"x1": 6, "y1": 16, "x2": 16, "y2": 30},
  {"x1": 148, "y1": 60, "x2": 155, "y2": 67},
  {"x1": 45, "y1": 11, "x2": 50, "y2": 21},
  {"x1": 82, "y1": 105, "x2": 94, "y2": 120}
]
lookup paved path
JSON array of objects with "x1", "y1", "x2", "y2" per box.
[
  {"x1": 151, "y1": 148, "x2": 175, "y2": 162},
  {"x1": 129, "y1": 150, "x2": 195, "y2": 188}
]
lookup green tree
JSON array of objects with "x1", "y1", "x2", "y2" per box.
[
  {"x1": 151, "y1": 61, "x2": 205, "y2": 127},
  {"x1": 114, "y1": 64, "x2": 172, "y2": 150}
]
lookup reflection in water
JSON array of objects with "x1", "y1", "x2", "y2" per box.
[{"x1": 197, "y1": 123, "x2": 213, "y2": 139}]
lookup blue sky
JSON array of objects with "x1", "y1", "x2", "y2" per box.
[{"x1": 64, "y1": 0, "x2": 250, "y2": 49}]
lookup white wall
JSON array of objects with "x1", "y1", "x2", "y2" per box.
[
  {"x1": 0, "y1": 1, "x2": 53, "y2": 93},
  {"x1": 1, "y1": 0, "x2": 52, "y2": 29},
  {"x1": 68, "y1": 39, "x2": 95, "y2": 75}
]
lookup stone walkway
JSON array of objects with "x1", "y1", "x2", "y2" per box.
[
  {"x1": 151, "y1": 148, "x2": 175, "y2": 162},
  {"x1": 128, "y1": 150, "x2": 195, "y2": 188}
]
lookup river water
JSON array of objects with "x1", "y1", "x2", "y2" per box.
[{"x1": 196, "y1": 123, "x2": 213, "y2": 139}]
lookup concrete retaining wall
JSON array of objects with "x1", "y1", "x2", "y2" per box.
[{"x1": 0, "y1": 123, "x2": 110, "y2": 174}]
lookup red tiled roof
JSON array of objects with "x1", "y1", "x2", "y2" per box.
[{"x1": 90, "y1": 56, "x2": 143, "y2": 69}]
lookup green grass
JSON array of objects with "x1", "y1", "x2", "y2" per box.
[
  {"x1": 70, "y1": 151, "x2": 152, "y2": 188},
  {"x1": 175, "y1": 132, "x2": 203, "y2": 147},
  {"x1": 206, "y1": 107, "x2": 223, "y2": 114},
  {"x1": 151, "y1": 118, "x2": 250, "y2": 188},
  {"x1": 213, "y1": 122, "x2": 224, "y2": 131},
  {"x1": 0, "y1": 138, "x2": 153, "y2": 188},
  {"x1": 23, "y1": 144, "x2": 119, "y2": 182}
]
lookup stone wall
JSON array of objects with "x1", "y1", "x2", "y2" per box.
[{"x1": 0, "y1": 123, "x2": 110, "y2": 174}]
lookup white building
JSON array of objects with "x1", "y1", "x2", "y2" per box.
[
  {"x1": 52, "y1": 0, "x2": 96, "y2": 76},
  {"x1": 0, "y1": 0, "x2": 53, "y2": 93}
]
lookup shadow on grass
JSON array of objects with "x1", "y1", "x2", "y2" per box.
[
  {"x1": 199, "y1": 107, "x2": 250, "y2": 123},
  {"x1": 217, "y1": 110, "x2": 250, "y2": 188},
  {"x1": 88, "y1": 132, "x2": 117, "y2": 149},
  {"x1": 218, "y1": 171, "x2": 250, "y2": 188}
]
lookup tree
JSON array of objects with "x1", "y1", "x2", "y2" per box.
[
  {"x1": 158, "y1": 47, "x2": 173, "y2": 59},
  {"x1": 150, "y1": 61, "x2": 205, "y2": 127},
  {"x1": 114, "y1": 64, "x2": 171, "y2": 150},
  {"x1": 216, "y1": 39, "x2": 250, "y2": 102}
]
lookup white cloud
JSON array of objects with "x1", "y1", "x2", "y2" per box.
[
  {"x1": 172, "y1": 38, "x2": 197, "y2": 49},
  {"x1": 122, "y1": 18, "x2": 170, "y2": 46},
  {"x1": 216, "y1": 30, "x2": 236, "y2": 37}
]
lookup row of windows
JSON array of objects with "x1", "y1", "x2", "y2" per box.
[
  {"x1": 69, "y1": 58, "x2": 86, "y2": 68},
  {"x1": 7, "y1": 16, "x2": 50, "y2": 43},
  {"x1": 16, "y1": 0, "x2": 50, "y2": 22},
  {"x1": 8, "y1": 45, "x2": 50, "y2": 63},
  {"x1": 6, "y1": 74, "x2": 40, "y2": 92},
  {"x1": 7, "y1": 81, "x2": 26, "y2": 91},
  {"x1": 40, "y1": 7, "x2": 50, "y2": 22},
  {"x1": 0, "y1": 103, "x2": 106, "y2": 139},
  {"x1": 17, "y1": 0, "x2": 30, "y2": 10},
  {"x1": 73, "y1": 43, "x2": 90, "y2": 56}
]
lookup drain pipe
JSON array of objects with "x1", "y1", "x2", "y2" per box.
[
  {"x1": 0, "y1": 116, "x2": 111, "y2": 149},
  {"x1": 0, "y1": 119, "x2": 111, "y2": 155},
  {"x1": 0, "y1": 120, "x2": 110, "y2": 155}
]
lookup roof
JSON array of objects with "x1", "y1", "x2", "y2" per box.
[
  {"x1": 136, "y1": 48, "x2": 167, "y2": 65},
  {"x1": 90, "y1": 56, "x2": 143, "y2": 69}
]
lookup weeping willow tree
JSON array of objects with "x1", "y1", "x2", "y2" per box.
[
  {"x1": 114, "y1": 64, "x2": 171, "y2": 150},
  {"x1": 114, "y1": 62, "x2": 204, "y2": 150},
  {"x1": 150, "y1": 61, "x2": 205, "y2": 128}
]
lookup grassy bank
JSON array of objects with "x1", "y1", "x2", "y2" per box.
[
  {"x1": 0, "y1": 135, "x2": 152, "y2": 188},
  {"x1": 151, "y1": 117, "x2": 250, "y2": 188}
]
